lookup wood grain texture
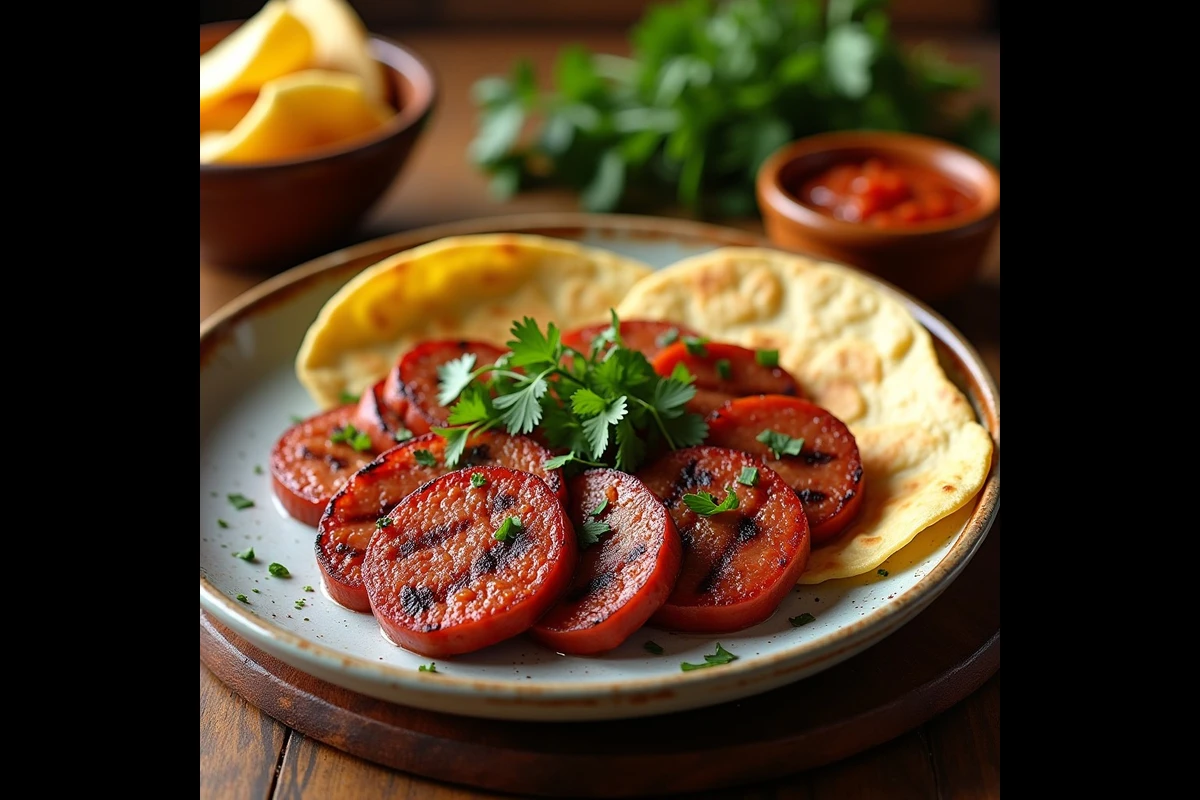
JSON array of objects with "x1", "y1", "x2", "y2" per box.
[{"x1": 200, "y1": 663, "x2": 288, "y2": 800}]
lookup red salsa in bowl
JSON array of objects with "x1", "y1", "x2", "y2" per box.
[{"x1": 791, "y1": 157, "x2": 976, "y2": 228}]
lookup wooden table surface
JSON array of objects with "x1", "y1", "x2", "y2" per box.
[{"x1": 200, "y1": 27, "x2": 1000, "y2": 799}]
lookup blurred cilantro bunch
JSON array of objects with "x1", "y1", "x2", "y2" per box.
[{"x1": 469, "y1": 0, "x2": 1000, "y2": 216}]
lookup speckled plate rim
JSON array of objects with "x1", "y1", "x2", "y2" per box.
[{"x1": 199, "y1": 212, "x2": 1000, "y2": 718}]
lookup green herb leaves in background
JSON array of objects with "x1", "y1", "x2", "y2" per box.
[{"x1": 469, "y1": 0, "x2": 999, "y2": 216}]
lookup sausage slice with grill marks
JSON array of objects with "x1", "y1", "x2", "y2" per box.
[
  {"x1": 355, "y1": 379, "x2": 413, "y2": 453},
  {"x1": 269, "y1": 404, "x2": 381, "y2": 527},
  {"x1": 706, "y1": 395, "x2": 864, "y2": 545},
  {"x1": 392, "y1": 339, "x2": 508, "y2": 435},
  {"x1": 651, "y1": 341, "x2": 803, "y2": 418},
  {"x1": 316, "y1": 430, "x2": 567, "y2": 612},
  {"x1": 362, "y1": 466, "x2": 577, "y2": 657},
  {"x1": 530, "y1": 469, "x2": 682, "y2": 655},
  {"x1": 636, "y1": 445, "x2": 810, "y2": 633},
  {"x1": 561, "y1": 319, "x2": 701, "y2": 362}
]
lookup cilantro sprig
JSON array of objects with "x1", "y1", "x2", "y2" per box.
[
  {"x1": 681, "y1": 643, "x2": 738, "y2": 671},
  {"x1": 682, "y1": 487, "x2": 739, "y2": 516},
  {"x1": 435, "y1": 312, "x2": 707, "y2": 471}
]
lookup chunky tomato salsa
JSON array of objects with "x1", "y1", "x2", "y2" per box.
[{"x1": 792, "y1": 157, "x2": 975, "y2": 228}]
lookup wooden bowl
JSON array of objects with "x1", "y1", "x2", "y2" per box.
[
  {"x1": 199, "y1": 22, "x2": 436, "y2": 271},
  {"x1": 756, "y1": 131, "x2": 999, "y2": 304}
]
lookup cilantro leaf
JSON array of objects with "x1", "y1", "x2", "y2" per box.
[
  {"x1": 656, "y1": 328, "x2": 680, "y2": 348},
  {"x1": 714, "y1": 358, "x2": 732, "y2": 380},
  {"x1": 755, "y1": 349, "x2": 780, "y2": 367},
  {"x1": 644, "y1": 640, "x2": 665, "y2": 655},
  {"x1": 470, "y1": 472, "x2": 487, "y2": 488},
  {"x1": 331, "y1": 423, "x2": 372, "y2": 452},
  {"x1": 652, "y1": 377, "x2": 696, "y2": 419},
  {"x1": 494, "y1": 515, "x2": 522, "y2": 541},
  {"x1": 543, "y1": 453, "x2": 576, "y2": 470},
  {"x1": 670, "y1": 363, "x2": 695, "y2": 385},
  {"x1": 682, "y1": 488, "x2": 739, "y2": 516},
  {"x1": 661, "y1": 412, "x2": 708, "y2": 449},
  {"x1": 580, "y1": 395, "x2": 628, "y2": 459},
  {"x1": 338, "y1": 390, "x2": 360, "y2": 404},
  {"x1": 737, "y1": 466, "x2": 760, "y2": 487},
  {"x1": 756, "y1": 429, "x2": 804, "y2": 460},
  {"x1": 436, "y1": 353, "x2": 478, "y2": 406},
  {"x1": 448, "y1": 386, "x2": 492, "y2": 425},
  {"x1": 268, "y1": 563, "x2": 290, "y2": 578},
  {"x1": 683, "y1": 336, "x2": 709, "y2": 357},
  {"x1": 393, "y1": 426, "x2": 414, "y2": 443},
  {"x1": 614, "y1": 418, "x2": 646, "y2": 473},
  {"x1": 431, "y1": 426, "x2": 471, "y2": 468},
  {"x1": 227, "y1": 493, "x2": 255, "y2": 511},
  {"x1": 680, "y1": 643, "x2": 738, "y2": 671},
  {"x1": 493, "y1": 375, "x2": 548, "y2": 434},
  {"x1": 413, "y1": 449, "x2": 438, "y2": 467},
  {"x1": 571, "y1": 388, "x2": 609, "y2": 417},
  {"x1": 590, "y1": 498, "x2": 609, "y2": 516},
  {"x1": 506, "y1": 317, "x2": 561, "y2": 367},
  {"x1": 789, "y1": 613, "x2": 816, "y2": 627},
  {"x1": 418, "y1": 662, "x2": 438, "y2": 673},
  {"x1": 233, "y1": 548, "x2": 255, "y2": 560},
  {"x1": 578, "y1": 519, "x2": 610, "y2": 549},
  {"x1": 376, "y1": 516, "x2": 393, "y2": 529}
]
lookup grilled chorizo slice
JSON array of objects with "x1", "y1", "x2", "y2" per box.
[
  {"x1": 269, "y1": 404, "x2": 380, "y2": 527},
  {"x1": 561, "y1": 319, "x2": 701, "y2": 362},
  {"x1": 530, "y1": 469, "x2": 682, "y2": 655},
  {"x1": 394, "y1": 340, "x2": 508, "y2": 435},
  {"x1": 316, "y1": 431, "x2": 567, "y2": 612},
  {"x1": 706, "y1": 395, "x2": 864, "y2": 544},
  {"x1": 362, "y1": 466, "x2": 577, "y2": 657},
  {"x1": 651, "y1": 341, "x2": 802, "y2": 418},
  {"x1": 636, "y1": 445, "x2": 810, "y2": 633},
  {"x1": 355, "y1": 379, "x2": 413, "y2": 453}
]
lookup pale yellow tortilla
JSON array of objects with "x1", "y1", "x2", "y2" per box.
[
  {"x1": 615, "y1": 247, "x2": 994, "y2": 583},
  {"x1": 296, "y1": 234, "x2": 654, "y2": 409}
]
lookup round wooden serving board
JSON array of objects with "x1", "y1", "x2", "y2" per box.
[{"x1": 199, "y1": 512, "x2": 999, "y2": 798}]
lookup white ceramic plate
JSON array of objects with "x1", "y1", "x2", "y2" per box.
[{"x1": 199, "y1": 213, "x2": 1000, "y2": 722}]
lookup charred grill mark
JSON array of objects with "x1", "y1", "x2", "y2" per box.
[
  {"x1": 627, "y1": 543, "x2": 647, "y2": 563},
  {"x1": 803, "y1": 450, "x2": 835, "y2": 466},
  {"x1": 678, "y1": 524, "x2": 695, "y2": 549},
  {"x1": 398, "y1": 518, "x2": 472, "y2": 558},
  {"x1": 334, "y1": 542, "x2": 359, "y2": 557},
  {"x1": 358, "y1": 458, "x2": 386, "y2": 474},
  {"x1": 400, "y1": 585, "x2": 436, "y2": 616},
  {"x1": 463, "y1": 444, "x2": 491, "y2": 466},
  {"x1": 325, "y1": 455, "x2": 347, "y2": 471},
  {"x1": 797, "y1": 488, "x2": 828, "y2": 504},
  {"x1": 300, "y1": 446, "x2": 316, "y2": 459},
  {"x1": 781, "y1": 383, "x2": 797, "y2": 396},
  {"x1": 490, "y1": 493, "x2": 517, "y2": 513},
  {"x1": 662, "y1": 459, "x2": 714, "y2": 510},
  {"x1": 569, "y1": 571, "x2": 615, "y2": 602},
  {"x1": 457, "y1": 341, "x2": 469, "y2": 349},
  {"x1": 468, "y1": 533, "x2": 535, "y2": 581},
  {"x1": 697, "y1": 514, "x2": 760, "y2": 595},
  {"x1": 852, "y1": 465, "x2": 863, "y2": 483},
  {"x1": 844, "y1": 489, "x2": 856, "y2": 501}
]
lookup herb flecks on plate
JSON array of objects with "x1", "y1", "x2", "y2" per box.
[{"x1": 435, "y1": 313, "x2": 707, "y2": 472}]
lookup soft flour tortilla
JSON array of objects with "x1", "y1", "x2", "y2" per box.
[
  {"x1": 615, "y1": 247, "x2": 994, "y2": 584},
  {"x1": 296, "y1": 234, "x2": 654, "y2": 409}
]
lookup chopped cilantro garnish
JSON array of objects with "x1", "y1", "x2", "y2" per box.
[
  {"x1": 494, "y1": 516, "x2": 522, "y2": 541},
  {"x1": 644, "y1": 641, "x2": 664, "y2": 655},
  {"x1": 877, "y1": 569, "x2": 889, "y2": 577},
  {"x1": 590, "y1": 498, "x2": 609, "y2": 516},
  {"x1": 755, "y1": 349, "x2": 780, "y2": 367},
  {"x1": 470, "y1": 472, "x2": 487, "y2": 488},
  {"x1": 217, "y1": 519, "x2": 230, "y2": 529},
  {"x1": 290, "y1": 414, "x2": 304, "y2": 424},
  {"x1": 756, "y1": 429, "x2": 804, "y2": 460},
  {"x1": 253, "y1": 465, "x2": 264, "y2": 475},
  {"x1": 393, "y1": 426, "x2": 414, "y2": 443},
  {"x1": 304, "y1": 585, "x2": 314, "y2": 592},
  {"x1": 656, "y1": 327, "x2": 680, "y2": 347},
  {"x1": 578, "y1": 519, "x2": 610, "y2": 549},
  {"x1": 227, "y1": 493, "x2": 255, "y2": 511},
  {"x1": 418, "y1": 663, "x2": 438, "y2": 673},
  {"x1": 789, "y1": 613, "x2": 816, "y2": 627},
  {"x1": 236, "y1": 594, "x2": 249, "y2": 603},
  {"x1": 339, "y1": 390, "x2": 360, "y2": 404},
  {"x1": 714, "y1": 358, "x2": 732, "y2": 380},
  {"x1": 681, "y1": 643, "x2": 737, "y2": 671},
  {"x1": 682, "y1": 488, "x2": 739, "y2": 516},
  {"x1": 682, "y1": 336, "x2": 709, "y2": 357},
  {"x1": 233, "y1": 548, "x2": 255, "y2": 560},
  {"x1": 433, "y1": 313, "x2": 708, "y2": 471},
  {"x1": 251, "y1": 588, "x2": 261, "y2": 594},
  {"x1": 736, "y1": 466, "x2": 760, "y2": 487},
  {"x1": 268, "y1": 563, "x2": 290, "y2": 578},
  {"x1": 294, "y1": 598, "x2": 306, "y2": 610},
  {"x1": 330, "y1": 423, "x2": 372, "y2": 452},
  {"x1": 413, "y1": 449, "x2": 438, "y2": 467},
  {"x1": 376, "y1": 515, "x2": 393, "y2": 529}
]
